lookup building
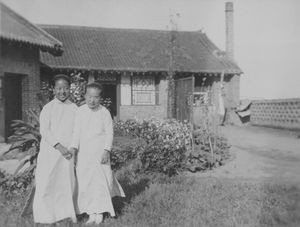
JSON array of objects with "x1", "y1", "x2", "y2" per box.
[
  {"x1": 1, "y1": 2, "x2": 242, "y2": 142},
  {"x1": 0, "y1": 3, "x2": 62, "y2": 141},
  {"x1": 40, "y1": 16, "x2": 242, "y2": 121}
]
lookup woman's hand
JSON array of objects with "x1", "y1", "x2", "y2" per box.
[
  {"x1": 55, "y1": 143, "x2": 73, "y2": 160},
  {"x1": 69, "y1": 147, "x2": 78, "y2": 166},
  {"x1": 101, "y1": 149, "x2": 110, "y2": 164}
]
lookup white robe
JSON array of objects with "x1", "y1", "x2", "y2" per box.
[
  {"x1": 33, "y1": 98, "x2": 77, "y2": 224},
  {"x1": 70, "y1": 104, "x2": 125, "y2": 217}
]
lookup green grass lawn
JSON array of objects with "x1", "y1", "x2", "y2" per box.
[{"x1": 1, "y1": 171, "x2": 299, "y2": 227}]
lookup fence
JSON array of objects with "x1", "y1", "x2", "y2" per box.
[{"x1": 250, "y1": 98, "x2": 300, "y2": 130}]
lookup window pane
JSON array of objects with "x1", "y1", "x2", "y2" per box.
[
  {"x1": 132, "y1": 76, "x2": 155, "y2": 90},
  {"x1": 193, "y1": 92, "x2": 208, "y2": 106},
  {"x1": 132, "y1": 91, "x2": 155, "y2": 105}
]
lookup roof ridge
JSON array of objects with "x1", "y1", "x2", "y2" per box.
[
  {"x1": 39, "y1": 24, "x2": 205, "y2": 34},
  {"x1": 0, "y1": 2, "x2": 62, "y2": 46}
]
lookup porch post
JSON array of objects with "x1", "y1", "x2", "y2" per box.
[
  {"x1": 116, "y1": 75, "x2": 121, "y2": 120},
  {"x1": 0, "y1": 73, "x2": 4, "y2": 142},
  {"x1": 88, "y1": 71, "x2": 95, "y2": 83}
]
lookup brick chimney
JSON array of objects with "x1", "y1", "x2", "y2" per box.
[{"x1": 225, "y1": 2, "x2": 234, "y2": 59}]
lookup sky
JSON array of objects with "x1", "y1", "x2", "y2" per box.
[{"x1": 2, "y1": 0, "x2": 300, "y2": 99}]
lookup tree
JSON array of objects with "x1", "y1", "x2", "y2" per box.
[{"x1": 167, "y1": 13, "x2": 180, "y2": 118}]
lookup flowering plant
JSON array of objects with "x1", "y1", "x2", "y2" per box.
[{"x1": 69, "y1": 73, "x2": 87, "y2": 106}]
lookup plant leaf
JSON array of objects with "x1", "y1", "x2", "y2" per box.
[{"x1": 13, "y1": 158, "x2": 30, "y2": 176}]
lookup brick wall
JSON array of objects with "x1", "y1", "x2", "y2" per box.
[
  {"x1": 250, "y1": 99, "x2": 300, "y2": 130},
  {"x1": 210, "y1": 74, "x2": 240, "y2": 111},
  {"x1": 119, "y1": 77, "x2": 168, "y2": 120},
  {"x1": 0, "y1": 42, "x2": 40, "y2": 140}
]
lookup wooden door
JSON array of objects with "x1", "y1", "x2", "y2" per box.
[
  {"x1": 174, "y1": 76, "x2": 194, "y2": 123},
  {"x1": 3, "y1": 74, "x2": 22, "y2": 139}
]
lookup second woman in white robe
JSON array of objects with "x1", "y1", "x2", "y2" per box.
[{"x1": 70, "y1": 104, "x2": 125, "y2": 217}]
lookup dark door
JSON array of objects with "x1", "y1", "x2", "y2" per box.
[
  {"x1": 3, "y1": 74, "x2": 22, "y2": 139},
  {"x1": 102, "y1": 84, "x2": 117, "y2": 118},
  {"x1": 175, "y1": 76, "x2": 194, "y2": 123}
]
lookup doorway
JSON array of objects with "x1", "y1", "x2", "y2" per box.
[
  {"x1": 174, "y1": 76, "x2": 194, "y2": 123},
  {"x1": 3, "y1": 74, "x2": 23, "y2": 140},
  {"x1": 101, "y1": 84, "x2": 117, "y2": 119}
]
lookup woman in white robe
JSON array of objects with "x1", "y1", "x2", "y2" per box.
[
  {"x1": 70, "y1": 83, "x2": 125, "y2": 224},
  {"x1": 33, "y1": 75, "x2": 77, "y2": 224}
]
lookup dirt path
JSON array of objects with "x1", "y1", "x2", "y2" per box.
[{"x1": 197, "y1": 125, "x2": 300, "y2": 184}]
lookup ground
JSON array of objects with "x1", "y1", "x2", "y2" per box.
[
  {"x1": 196, "y1": 125, "x2": 300, "y2": 185},
  {"x1": 1, "y1": 125, "x2": 300, "y2": 226}
]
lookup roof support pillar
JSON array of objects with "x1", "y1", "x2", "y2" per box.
[{"x1": 88, "y1": 71, "x2": 95, "y2": 83}]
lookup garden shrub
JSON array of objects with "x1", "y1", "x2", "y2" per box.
[
  {"x1": 110, "y1": 136, "x2": 146, "y2": 171},
  {"x1": 114, "y1": 118, "x2": 193, "y2": 175},
  {"x1": 187, "y1": 128, "x2": 231, "y2": 172},
  {"x1": 0, "y1": 171, "x2": 33, "y2": 197},
  {"x1": 114, "y1": 118, "x2": 231, "y2": 175}
]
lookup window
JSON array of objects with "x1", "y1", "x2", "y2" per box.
[
  {"x1": 193, "y1": 92, "x2": 208, "y2": 106},
  {"x1": 132, "y1": 75, "x2": 158, "y2": 105}
]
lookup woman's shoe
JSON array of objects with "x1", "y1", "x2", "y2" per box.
[
  {"x1": 94, "y1": 213, "x2": 103, "y2": 224},
  {"x1": 86, "y1": 214, "x2": 96, "y2": 224}
]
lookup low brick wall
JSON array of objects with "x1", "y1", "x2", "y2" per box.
[
  {"x1": 250, "y1": 99, "x2": 300, "y2": 130},
  {"x1": 119, "y1": 105, "x2": 167, "y2": 120}
]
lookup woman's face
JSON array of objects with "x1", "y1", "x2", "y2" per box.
[
  {"x1": 54, "y1": 79, "x2": 70, "y2": 102},
  {"x1": 85, "y1": 87, "x2": 101, "y2": 109}
]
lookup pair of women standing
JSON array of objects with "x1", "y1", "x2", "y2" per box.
[{"x1": 33, "y1": 74, "x2": 124, "y2": 225}]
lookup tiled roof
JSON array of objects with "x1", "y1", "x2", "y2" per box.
[
  {"x1": 41, "y1": 25, "x2": 242, "y2": 74},
  {"x1": 0, "y1": 3, "x2": 63, "y2": 56}
]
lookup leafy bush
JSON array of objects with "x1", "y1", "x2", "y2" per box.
[
  {"x1": 5, "y1": 109, "x2": 41, "y2": 175},
  {"x1": 186, "y1": 128, "x2": 230, "y2": 172},
  {"x1": 184, "y1": 104, "x2": 231, "y2": 172},
  {"x1": 69, "y1": 73, "x2": 87, "y2": 106},
  {"x1": 110, "y1": 136, "x2": 146, "y2": 171},
  {"x1": 0, "y1": 171, "x2": 33, "y2": 197},
  {"x1": 0, "y1": 109, "x2": 40, "y2": 196},
  {"x1": 114, "y1": 117, "x2": 231, "y2": 175},
  {"x1": 114, "y1": 118, "x2": 193, "y2": 175}
]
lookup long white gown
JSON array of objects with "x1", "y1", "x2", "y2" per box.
[
  {"x1": 33, "y1": 98, "x2": 77, "y2": 223},
  {"x1": 70, "y1": 104, "x2": 125, "y2": 217}
]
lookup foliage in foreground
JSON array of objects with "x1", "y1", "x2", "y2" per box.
[{"x1": 1, "y1": 174, "x2": 299, "y2": 227}]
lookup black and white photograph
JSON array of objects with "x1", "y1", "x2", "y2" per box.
[{"x1": 0, "y1": 0, "x2": 299, "y2": 226}]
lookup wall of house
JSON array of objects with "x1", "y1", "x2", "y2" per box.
[
  {"x1": 119, "y1": 75, "x2": 168, "y2": 120},
  {"x1": 224, "y1": 74, "x2": 240, "y2": 109},
  {"x1": 193, "y1": 73, "x2": 240, "y2": 125},
  {"x1": 0, "y1": 42, "x2": 40, "y2": 141}
]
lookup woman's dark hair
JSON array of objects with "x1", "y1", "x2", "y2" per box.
[
  {"x1": 53, "y1": 74, "x2": 71, "y2": 86},
  {"x1": 86, "y1": 82, "x2": 103, "y2": 95}
]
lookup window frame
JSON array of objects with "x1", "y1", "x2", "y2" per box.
[
  {"x1": 193, "y1": 91, "x2": 209, "y2": 106},
  {"x1": 131, "y1": 75, "x2": 159, "y2": 106}
]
